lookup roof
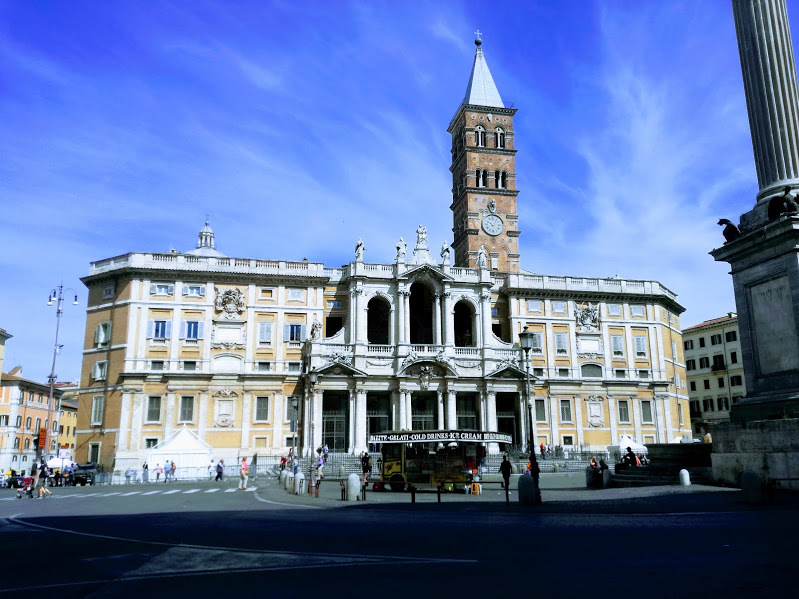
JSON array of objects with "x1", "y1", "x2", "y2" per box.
[
  {"x1": 462, "y1": 40, "x2": 504, "y2": 109},
  {"x1": 683, "y1": 313, "x2": 738, "y2": 333},
  {"x1": 1, "y1": 371, "x2": 63, "y2": 394}
]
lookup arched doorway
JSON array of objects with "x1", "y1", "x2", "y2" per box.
[
  {"x1": 454, "y1": 301, "x2": 475, "y2": 347},
  {"x1": 367, "y1": 297, "x2": 390, "y2": 344},
  {"x1": 409, "y1": 282, "x2": 434, "y2": 344}
]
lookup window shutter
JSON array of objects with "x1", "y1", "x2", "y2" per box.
[
  {"x1": 150, "y1": 284, "x2": 157, "y2": 295},
  {"x1": 91, "y1": 363, "x2": 98, "y2": 379},
  {"x1": 167, "y1": 285, "x2": 175, "y2": 295},
  {"x1": 182, "y1": 285, "x2": 189, "y2": 296},
  {"x1": 197, "y1": 322, "x2": 205, "y2": 339},
  {"x1": 94, "y1": 324, "x2": 101, "y2": 344},
  {"x1": 165, "y1": 321, "x2": 172, "y2": 339},
  {"x1": 283, "y1": 325, "x2": 291, "y2": 341},
  {"x1": 300, "y1": 325, "x2": 307, "y2": 340},
  {"x1": 146, "y1": 320, "x2": 154, "y2": 339},
  {"x1": 179, "y1": 321, "x2": 187, "y2": 339},
  {"x1": 200, "y1": 285, "x2": 206, "y2": 296}
]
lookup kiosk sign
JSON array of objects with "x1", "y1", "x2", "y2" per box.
[
  {"x1": 38, "y1": 427, "x2": 47, "y2": 449},
  {"x1": 368, "y1": 430, "x2": 512, "y2": 444}
]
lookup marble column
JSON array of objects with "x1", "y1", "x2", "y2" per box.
[
  {"x1": 447, "y1": 390, "x2": 457, "y2": 429},
  {"x1": 732, "y1": 0, "x2": 799, "y2": 198},
  {"x1": 241, "y1": 392, "x2": 251, "y2": 449},
  {"x1": 397, "y1": 291, "x2": 406, "y2": 344},
  {"x1": 348, "y1": 390, "x2": 356, "y2": 453},
  {"x1": 312, "y1": 390, "x2": 323, "y2": 451},
  {"x1": 443, "y1": 293, "x2": 454, "y2": 346},
  {"x1": 608, "y1": 395, "x2": 618, "y2": 444},
  {"x1": 164, "y1": 393, "x2": 175, "y2": 439},
  {"x1": 356, "y1": 389, "x2": 367, "y2": 450},
  {"x1": 437, "y1": 390, "x2": 445, "y2": 429},
  {"x1": 398, "y1": 389, "x2": 407, "y2": 431},
  {"x1": 405, "y1": 391, "x2": 413, "y2": 430},
  {"x1": 198, "y1": 392, "x2": 208, "y2": 442},
  {"x1": 481, "y1": 292, "x2": 492, "y2": 344},
  {"x1": 391, "y1": 390, "x2": 400, "y2": 430},
  {"x1": 433, "y1": 294, "x2": 442, "y2": 345}
]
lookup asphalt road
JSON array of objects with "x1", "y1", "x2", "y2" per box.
[{"x1": 1, "y1": 478, "x2": 795, "y2": 598}]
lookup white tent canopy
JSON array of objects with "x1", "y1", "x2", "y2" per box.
[
  {"x1": 607, "y1": 434, "x2": 648, "y2": 455},
  {"x1": 46, "y1": 456, "x2": 76, "y2": 471},
  {"x1": 147, "y1": 426, "x2": 212, "y2": 469}
]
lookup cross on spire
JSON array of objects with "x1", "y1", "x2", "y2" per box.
[{"x1": 474, "y1": 29, "x2": 482, "y2": 40}]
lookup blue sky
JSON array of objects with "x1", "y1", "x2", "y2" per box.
[{"x1": 0, "y1": 1, "x2": 777, "y2": 382}]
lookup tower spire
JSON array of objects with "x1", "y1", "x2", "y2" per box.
[{"x1": 462, "y1": 33, "x2": 504, "y2": 108}]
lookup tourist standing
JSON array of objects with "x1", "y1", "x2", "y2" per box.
[
  {"x1": 239, "y1": 457, "x2": 249, "y2": 490},
  {"x1": 500, "y1": 455, "x2": 512, "y2": 490},
  {"x1": 156, "y1": 463, "x2": 163, "y2": 482},
  {"x1": 142, "y1": 462, "x2": 149, "y2": 483},
  {"x1": 215, "y1": 459, "x2": 225, "y2": 481}
]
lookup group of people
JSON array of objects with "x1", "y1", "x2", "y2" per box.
[
  {"x1": 539, "y1": 443, "x2": 565, "y2": 459},
  {"x1": 499, "y1": 453, "x2": 542, "y2": 504},
  {"x1": 279, "y1": 449, "x2": 301, "y2": 475},
  {"x1": 622, "y1": 447, "x2": 648, "y2": 467},
  {"x1": 153, "y1": 461, "x2": 177, "y2": 482}
]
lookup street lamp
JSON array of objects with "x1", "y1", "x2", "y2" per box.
[
  {"x1": 290, "y1": 397, "x2": 299, "y2": 457},
  {"x1": 307, "y1": 370, "x2": 318, "y2": 458},
  {"x1": 518, "y1": 326, "x2": 536, "y2": 457},
  {"x1": 42, "y1": 283, "x2": 79, "y2": 466}
]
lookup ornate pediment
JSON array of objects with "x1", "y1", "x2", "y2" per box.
[
  {"x1": 404, "y1": 263, "x2": 454, "y2": 282},
  {"x1": 486, "y1": 362, "x2": 529, "y2": 380},
  {"x1": 317, "y1": 358, "x2": 367, "y2": 377},
  {"x1": 398, "y1": 352, "x2": 457, "y2": 376},
  {"x1": 214, "y1": 288, "x2": 245, "y2": 320}
]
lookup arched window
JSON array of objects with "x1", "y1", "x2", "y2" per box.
[
  {"x1": 367, "y1": 297, "x2": 391, "y2": 345},
  {"x1": 13, "y1": 438, "x2": 19, "y2": 449},
  {"x1": 454, "y1": 301, "x2": 475, "y2": 347},
  {"x1": 475, "y1": 126, "x2": 486, "y2": 147},
  {"x1": 476, "y1": 169, "x2": 488, "y2": 188},
  {"x1": 24, "y1": 438, "x2": 30, "y2": 449},
  {"x1": 35, "y1": 418, "x2": 41, "y2": 431},
  {"x1": 15, "y1": 415, "x2": 21, "y2": 427},
  {"x1": 581, "y1": 364, "x2": 603, "y2": 378},
  {"x1": 409, "y1": 282, "x2": 434, "y2": 344},
  {"x1": 496, "y1": 127, "x2": 505, "y2": 148},
  {"x1": 501, "y1": 171, "x2": 507, "y2": 188},
  {"x1": 494, "y1": 170, "x2": 507, "y2": 189},
  {"x1": 26, "y1": 417, "x2": 31, "y2": 429}
]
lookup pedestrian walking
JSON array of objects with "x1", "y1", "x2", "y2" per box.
[
  {"x1": 155, "y1": 463, "x2": 163, "y2": 482},
  {"x1": 142, "y1": 462, "x2": 149, "y2": 483},
  {"x1": 238, "y1": 457, "x2": 249, "y2": 490},
  {"x1": 500, "y1": 454, "x2": 512, "y2": 489},
  {"x1": 292, "y1": 456, "x2": 299, "y2": 475},
  {"x1": 280, "y1": 455, "x2": 287, "y2": 471},
  {"x1": 215, "y1": 459, "x2": 224, "y2": 481},
  {"x1": 208, "y1": 459, "x2": 215, "y2": 480},
  {"x1": 170, "y1": 461, "x2": 177, "y2": 481},
  {"x1": 323, "y1": 443, "x2": 329, "y2": 463}
]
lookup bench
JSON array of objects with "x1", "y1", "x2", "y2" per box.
[{"x1": 767, "y1": 477, "x2": 799, "y2": 502}]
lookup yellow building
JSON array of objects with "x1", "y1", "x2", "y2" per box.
[
  {"x1": 75, "y1": 38, "x2": 689, "y2": 470},
  {"x1": 54, "y1": 383, "x2": 78, "y2": 456}
]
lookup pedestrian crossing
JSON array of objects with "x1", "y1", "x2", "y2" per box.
[{"x1": 1, "y1": 487, "x2": 256, "y2": 501}]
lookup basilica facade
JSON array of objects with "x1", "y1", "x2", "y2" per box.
[{"x1": 75, "y1": 39, "x2": 689, "y2": 469}]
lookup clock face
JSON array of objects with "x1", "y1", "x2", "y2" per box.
[{"x1": 482, "y1": 214, "x2": 504, "y2": 236}]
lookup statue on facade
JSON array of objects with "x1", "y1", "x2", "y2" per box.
[
  {"x1": 576, "y1": 302, "x2": 599, "y2": 332},
  {"x1": 310, "y1": 318, "x2": 322, "y2": 341},
  {"x1": 416, "y1": 224, "x2": 428, "y2": 247},
  {"x1": 214, "y1": 288, "x2": 245, "y2": 319},
  {"x1": 768, "y1": 186, "x2": 799, "y2": 221},
  {"x1": 355, "y1": 237, "x2": 366, "y2": 261},
  {"x1": 717, "y1": 218, "x2": 742, "y2": 243},
  {"x1": 440, "y1": 241, "x2": 451, "y2": 266},
  {"x1": 396, "y1": 237, "x2": 407, "y2": 263},
  {"x1": 476, "y1": 245, "x2": 488, "y2": 268}
]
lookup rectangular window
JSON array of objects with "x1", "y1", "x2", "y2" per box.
[
  {"x1": 678, "y1": 403, "x2": 684, "y2": 426},
  {"x1": 89, "y1": 444, "x2": 100, "y2": 464},
  {"x1": 255, "y1": 396, "x2": 270, "y2": 421},
  {"x1": 633, "y1": 335, "x2": 648, "y2": 358},
  {"x1": 288, "y1": 362, "x2": 302, "y2": 372},
  {"x1": 608, "y1": 303, "x2": 622, "y2": 317},
  {"x1": 0, "y1": 415, "x2": 7, "y2": 426},
  {"x1": 717, "y1": 377, "x2": 725, "y2": 389},
  {"x1": 95, "y1": 322, "x2": 112, "y2": 347},
  {"x1": 326, "y1": 300, "x2": 342, "y2": 308},
  {"x1": 146, "y1": 396, "x2": 161, "y2": 423},
  {"x1": 630, "y1": 305, "x2": 645, "y2": 318},
  {"x1": 731, "y1": 375, "x2": 743, "y2": 386},
  {"x1": 730, "y1": 351, "x2": 738, "y2": 364},
  {"x1": 145, "y1": 438, "x2": 158, "y2": 449},
  {"x1": 703, "y1": 398, "x2": 714, "y2": 412},
  {"x1": 284, "y1": 324, "x2": 306, "y2": 343},
  {"x1": 259, "y1": 287, "x2": 274, "y2": 300},
  {"x1": 184, "y1": 321, "x2": 201, "y2": 340},
  {"x1": 559, "y1": 399, "x2": 572, "y2": 423},
  {"x1": 103, "y1": 285, "x2": 114, "y2": 299},
  {"x1": 686, "y1": 359, "x2": 696, "y2": 371},
  {"x1": 684, "y1": 339, "x2": 694, "y2": 350},
  {"x1": 690, "y1": 381, "x2": 697, "y2": 391},
  {"x1": 675, "y1": 373, "x2": 681, "y2": 388},
  {"x1": 91, "y1": 395, "x2": 104, "y2": 425},
  {"x1": 718, "y1": 396, "x2": 730, "y2": 411},
  {"x1": 535, "y1": 399, "x2": 546, "y2": 422},
  {"x1": 151, "y1": 283, "x2": 174, "y2": 296},
  {"x1": 530, "y1": 331, "x2": 543, "y2": 354},
  {"x1": 554, "y1": 332, "x2": 568, "y2": 355},
  {"x1": 703, "y1": 379, "x2": 710, "y2": 390},
  {"x1": 257, "y1": 361, "x2": 272, "y2": 372},
  {"x1": 533, "y1": 367, "x2": 544, "y2": 377},
  {"x1": 557, "y1": 368, "x2": 570, "y2": 378},
  {"x1": 526, "y1": 299, "x2": 542, "y2": 313},
  {"x1": 288, "y1": 289, "x2": 304, "y2": 301},
  {"x1": 672, "y1": 341, "x2": 677, "y2": 359},
  {"x1": 59, "y1": 424, "x2": 64, "y2": 434},
  {"x1": 552, "y1": 301, "x2": 566, "y2": 314},
  {"x1": 712, "y1": 354, "x2": 725, "y2": 370},
  {"x1": 615, "y1": 369, "x2": 626, "y2": 379},
  {"x1": 179, "y1": 396, "x2": 194, "y2": 423},
  {"x1": 711, "y1": 334, "x2": 722, "y2": 346},
  {"x1": 699, "y1": 357, "x2": 710, "y2": 369},
  {"x1": 641, "y1": 400, "x2": 653, "y2": 423},
  {"x1": 148, "y1": 319, "x2": 172, "y2": 342},
  {"x1": 562, "y1": 435, "x2": 574, "y2": 446},
  {"x1": 618, "y1": 400, "x2": 630, "y2": 423},
  {"x1": 92, "y1": 361, "x2": 108, "y2": 381},
  {"x1": 725, "y1": 331, "x2": 737, "y2": 342},
  {"x1": 182, "y1": 284, "x2": 206, "y2": 297},
  {"x1": 611, "y1": 335, "x2": 624, "y2": 358},
  {"x1": 151, "y1": 360, "x2": 164, "y2": 371},
  {"x1": 699, "y1": 337, "x2": 706, "y2": 348},
  {"x1": 258, "y1": 322, "x2": 274, "y2": 346},
  {"x1": 183, "y1": 361, "x2": 197, "y2": 371}
]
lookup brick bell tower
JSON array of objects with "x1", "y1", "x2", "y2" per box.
[{"x1": 448, "y1": 32, "x2": 520, "y2": 273}]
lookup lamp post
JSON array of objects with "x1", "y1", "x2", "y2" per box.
[
  {"x1": 290, "y1": 397, "x2": 299, "y2": 456},
  {"x1": 307, "y1": 370, "x2": 318, "y2": 458},
  {"x1": 43, "y1": 284, "x2": 79, "y2": 466},
  {"x1": 518, "y1": 326, "x2": 536, "y2": 457}
]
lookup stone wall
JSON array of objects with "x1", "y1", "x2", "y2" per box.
[{"x1": 712, "y1": 419, "x2": 799, "y2": 487}]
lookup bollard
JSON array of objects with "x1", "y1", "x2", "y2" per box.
[
  {"x1": 553, "y1": 463, "x2": 560, "y2": 473},
  {"x1": 679, "y1": 469, "x2": 691, "y2": 486},
  {"x1": 741, "y1": 470, "x2": 763, "y2": 504},
  {"x1": 410, "y1": 485, "x2": 416, "y2": 504},
  {"x1": 294, "y1": 472, "x2": 305, "y2": 495},
  {"x1": 602, "y1": 469, "x2": 612, "y2": 489},
  {"x1": 437, "y1": 485, "x2": 442, "y2": 503},
  {"x1": 279, "y1": 470, "x2": 287, "y2": 487},
  {"x1": 345, "y1": 473, "x2": 360, "y2": 501},
  {"x1": 285, "y1": 472, "x2": 294, "y2": 491},
  {"x1": 338, "y1": 465, "x2": 346, "y2": 477},
  {"x1": 518, "y1": 473, "x2": 536, "y2": 506}
]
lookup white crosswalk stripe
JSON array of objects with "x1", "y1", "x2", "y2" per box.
[
  {"x1": 119, "y1": 491, "x2": 141, "y2": 496},
  {"x1": 204, "y1": 488, "x2": 220, "y2": 493},
  {"x1": 224, "y1": 488, "x2": 237, "y2": 493},
  {"x1": 103, "y1": 492, "x2": 121, "y2": 496},
  {"x1": 162, "y1": 489, "x2": 181, "y2": 495},
  {"x1": 245, "y1": 487, "x2": 257, "y2": 492},
  {"x1": 183, "y1": 489, "x2": 200, "y2": 494},
  {"x1": 141, "y1": 490, "x2": 161, "y2": 495}
]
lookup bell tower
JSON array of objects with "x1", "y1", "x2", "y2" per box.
[{"x1": 448, "y1": 33, "x2": 520, "y2": 273}]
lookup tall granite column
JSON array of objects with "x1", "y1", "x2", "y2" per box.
[{"x1": 732, "y1": 0, "x2": 799, "y2": 201}]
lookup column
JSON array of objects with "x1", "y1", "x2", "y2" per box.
[
  {"x1": 356, "y1": 389, "x2": 367, "y2": 450},
  {"x1": 447, "y1": 390, "x2": 457, "y2": 429},
  {"x1": 198, "y1": 391, "x2": 208, "y2": 442},
  {"x1": 481, "y1": 292, "x2": 492, "y2": 344},
  {"x1": 391, "y1": 390, "x2": 400, "y2": 430},
  {"x1": 397, "y1": 291, "x2": 406, "y2": 344},
  {"x1": 437, "y1": 390, "x2": 445, "y2": 429},
  {"x1": 355, "y1": 289, "x2": 366, "y2": 344},
  {"x1": 241, "y1": 392, "x2": 251, "y2": 449},
  {"x1": 549, "y1": 396, "x2": 559, "y2": 446},
  {"x1": 164, "y1": 393, "x2": 175, "y2": 440},
  {"x1": 434, "y1": 293, "x2": 442, "y2": 345},
  {"x1": 312, "y1": 390, "x2": 323, "y2": 451},
  {"x1": 130, "y1": 393, "x2": 144, "y2": 452},
  {"x1": 486, "y1": 389, "x2": 498, "y2": 452},
  {"x1": 405, "y1": 391, "x2": 413, "y2": 430},
  {"x1": 398, "y1": 389, "x2": 407, "y2": 431},
  {"x1": 608, "y1": 395, "x2": 618, "y2": 444},
  {"x1": 389, "y1": 309, "x2": 395, "y2": 345},
  {"x1": 169, "y1": 293, "x2": 181, "y2": 368},
  {"x1": 271, "y1": 392, "x2": 283, "y2": 449},
  {"x1": 443, "y1": 292, "x2": 454, "y2": 346},
  {"x1": 575, "y1": 396, "x2": 584, "y2": 448},
  {"x1": 348, "y1": 389, "x2": 356, "y2": 453},
  {"x1": 302, "y1": 391, "x2": 311, "y2": 456},
  {"x1": 119, "y1": 392, "x2": 132, "y2": 452},
  {"x1": 477, "y1": 391, "x2": 486, "y2": 431},
  {"x1": 732, "y1": 0, "x2": 799, "y2": 196},
  {"x1": 518, "y1": 393, "x2": 528, "y2": 450},
  {"x1": 632, "y1": 397, "x2": 642, "y2": 442},
  {"x1": 348, "y1": 289, "x2": 357, "y2": 344},
  {"x1": 663, "y1": 395, "x2": 674, "y2": 441}
]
